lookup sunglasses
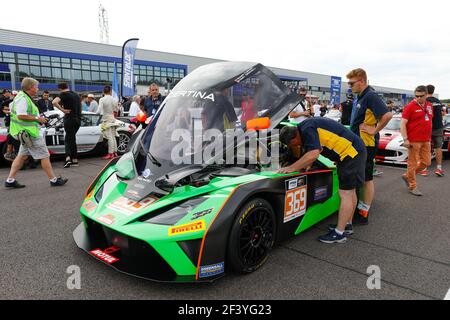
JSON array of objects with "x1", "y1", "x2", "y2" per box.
[
  {"x1": 415, "y1": 94, "x2": 425, "y2": 98},
  {"x1": 348, "y1": 80, "x2": 361, "y2": 87}
]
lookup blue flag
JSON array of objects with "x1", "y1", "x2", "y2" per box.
[
  {"x1": 121, "y1": 38, "x2": 139, "y2": 98},
  {"x1": 112, "y1": 62, "x2": 119, "y2": 100},
  {"x1": 330, "y1": 76, "x2": 342, "y2": 105}
]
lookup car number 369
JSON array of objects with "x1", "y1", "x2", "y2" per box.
[
  {"x1": 284, "y1": 186, "x2": 307, "y2": 223},
  {"x1": 222, "y1": 304, "x2": 272, "y2": 315}
]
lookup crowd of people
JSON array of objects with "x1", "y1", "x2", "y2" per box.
[
  {"x1": 281, "y1": 68, "x2": 447, "y2": 244},
  {"x1": 0, "y1": 77, "x2": 167, "y2": 189}
]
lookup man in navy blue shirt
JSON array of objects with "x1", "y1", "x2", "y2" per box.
[
  {"x1": 279, "y1": 118, "x2": 366, "y2": 244},
  {"x1": 144, "y1": 83, "x2": 165, "y2": 117},
  {"x1": 347, "y1": 68, "x2": 392, "y2": 225}
]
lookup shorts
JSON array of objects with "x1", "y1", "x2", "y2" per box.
[
  {"x1": 337, "y1": 151, "x2": 366, "y2": 190},
  {"x1": 18, "y1": 135, "x2": 50, "y2": 160},
  {"x1": 364, "y1": 147, "x2": 376, "y2": 182},
  {"x1": 432, "y1": 129, "x2": 443, "y2": 148}
]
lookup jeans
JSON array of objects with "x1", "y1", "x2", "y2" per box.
[{"x1": 64, "y1": 118, "x2": 81, "y2": 160}]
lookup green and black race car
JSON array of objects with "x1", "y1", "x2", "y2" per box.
[{"x1": 73, "y1": 62, "x2": 341, "y2": 282}]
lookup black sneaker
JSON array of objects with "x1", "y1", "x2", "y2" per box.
[
  {"x1": 63, "y1": 160, "x2": 72, "y2": 168},
  {"x1": 353, "y1": 213, "x2": 369, "y2": 225},
  {"x1": 328, "y1": 224, "x2": 354, "y2": 235},
  {"x1": 318, "y1": 230, "x2": 347, "y2": 244},
  {"x1": 5, "y1": 180, "x2": 26, "y2": 189},
  {"x1": 71, "y1": 162, "x2": 79, "y2": 167},
  {"x1": 50, "y1": 177, "x2": 68, "y2": 187}
]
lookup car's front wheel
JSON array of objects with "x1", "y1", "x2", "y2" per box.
[
  {"x1": 116, "y1": 132, "x2": 131, "y2": 155},
  {"x1": 227, "y1": 198, "x2": 276, "y2": 274}
]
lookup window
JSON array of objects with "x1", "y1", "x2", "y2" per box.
[
  {"x1": 18, "y1": 65, "x2": 30, "y2": 77},
  {"x1": 82, "y1": 70, "x2": 91, "y2": 80},
  {"x1": 82, "y1": 60, "x2": 90, "y2": 70},
  {"x1": 41, "y1": 67, "x2": 52, "y2": 78},
  {"x1": 30, "y1": 66, "x2": 41, "y2": 77},
  {"x1": 52, "y1": 68, "x2": 62, "y2": 79},
  {"x1": 73, "y1": 70, "x2": 82, "y2": 80},
  {"x1": 91, "y1": 71, "x2": 100, "y2": 81},
  {"x1": 62, "y1": 69, "x2": 71, "y2": 80},
  {"x1": 100, "y1": 61, "x2": 108, "y2": 72}
]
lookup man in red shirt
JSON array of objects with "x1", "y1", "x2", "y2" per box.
[{"x1": 400, "y1": 86, "x2": 433, "y2": 196}]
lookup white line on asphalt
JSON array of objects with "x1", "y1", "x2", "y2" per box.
[{"x1": 444, "y1": 288, "x2": 450, "y2": 300}]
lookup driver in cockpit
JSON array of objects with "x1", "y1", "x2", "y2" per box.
[{"x1": 201, "y1": 88, "x2": 237, "y2": 132}]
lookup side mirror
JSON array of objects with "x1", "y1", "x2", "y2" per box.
[
  {"x1": 136, "y1": 111, "x2": 147, "y2": 123},
  {"x1": 246, "y1": 117, "x2": 270, "y2": 131}
]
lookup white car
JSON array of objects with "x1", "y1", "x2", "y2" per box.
[{"x1": 0, "y1": 111, "x2": 135, "y2": 162}]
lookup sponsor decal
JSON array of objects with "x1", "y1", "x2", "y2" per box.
[
  {"x1": 168, "y1": 220, "x2": 206, "y2": 236},
  {"x1": 97, "y1": 214, "x2": 115, "y2": 225},
  {"x1": 82, "y1": 200, "x2": 97, "y2": 213},
  {"x1": 142, "y1": 169, "x2": 153, "y2": 179},
  {"x1": 199, "y1": 262, "x2": 225, "y2": 278},
  {"x1": 191, "y1": 208, "x2": 213, "y2": 220},
  {"x1": 284, "y1": 176, "x2": 307, "y2": 223},
  {"x1": 167, "y1": 90, "x2": 215, "y2": 102},
  {"x1": 314, "y1": 186, "x2": 328, "y2": 201},
  {"x1": 106, "y1": 196, "x2": 157, "y2": 216},
  {"x1": 89, "y1": 246, "x2": 120, "y2": 264}
]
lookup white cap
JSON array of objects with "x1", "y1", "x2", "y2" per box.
[{"x1": 88, "y1": 94, "x2": 95, "y2": 98}]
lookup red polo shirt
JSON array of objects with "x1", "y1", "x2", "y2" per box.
[{"x1": 402, "y1": 100, "x2": 433, "y2": 142}]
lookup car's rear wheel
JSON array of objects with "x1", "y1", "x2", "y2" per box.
[
  {"x1": 227, "y1": 198, "x2": 276, "y2": 274},
  {"x1": 116, "y1": 132, "x2": 131, "y2": 155}
]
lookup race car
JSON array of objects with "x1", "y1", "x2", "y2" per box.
[
  {"x1": 443, "y1": 114, "x2": 450, "y2": 153},
  {"x1": 376, "y1": 115, "x2": 408, "y2": 165},
  {"x1": 73, "y1": 62, "x2": 341, "y2": 282},
  {"x1": 0, "y1": 111, "x2": 135, "y2": 163}
]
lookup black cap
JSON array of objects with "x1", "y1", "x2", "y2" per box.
[{"x1": 1, "y1": 89, "x2": 11, "y2": 94}]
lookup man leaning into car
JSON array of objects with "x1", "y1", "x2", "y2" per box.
[
  {"x1": 278, "y1": 117, "x2": 366, "y2": 244},
  {"x1": 4, "y1": 77, "x2": 68, "y2": 189}
]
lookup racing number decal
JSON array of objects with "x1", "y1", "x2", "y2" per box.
[{"x1": 284, "y1": 176, "x2": 307, "y2": 223}]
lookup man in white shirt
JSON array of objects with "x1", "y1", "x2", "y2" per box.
[
  {"x1": 128, "y1": 95, "x2": 141, "y2": 117},
  {"x1": 87, "y1": 94, "x2": 99, "y2": 113},
  {"x1": 313, "y1": 101, "x2": 322, "y2": 117},
  {"x1": 98, "y1": 86, "x2": 119, "y2": 159},
  {"x1": 289, "y1": 87, "x2": 311, "y2": 124}
]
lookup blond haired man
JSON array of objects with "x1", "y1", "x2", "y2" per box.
[{"x1": 346, "y1": 68, "x2": 392, "y2": 224}]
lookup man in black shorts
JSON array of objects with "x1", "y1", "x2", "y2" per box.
[
  {"x1": 279, "y1": 117, "x2": 366, "y2": 244},
  {"x1": 347, "y1": 68, "x2": 392, "y2": 225}
]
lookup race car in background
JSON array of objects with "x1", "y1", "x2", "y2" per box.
[
  {"x1": 376, "y1": 115, "x2": 408, "y2": 165},
  {"x1": 0, "y1": 111, "x2": 135, "y2": 163},
  {"x1": 443, "y1": 114, "x2": 450, "y2": 153},
  {"x1": 73, "y1": 62, "x2": 342, "y2": 282},
  {"x1": 376, "y1": 115, "x2": 437, "y2": 165}
]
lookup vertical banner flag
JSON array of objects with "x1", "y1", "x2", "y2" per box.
[
  {"x1": 121, "y1": 38, "x2": 139, "y2": 98},
  {"x1": 330, "y1": 76, "x2": 342, "y2": 105},
  {"x1": 112, "y1": 62, "x2": 119, "y2": 101}
]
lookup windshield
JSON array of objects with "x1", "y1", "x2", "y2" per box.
[
  {"x1": 385, "y1": 117, "x2": 401, "y2": 131},
  {"x1": 140, "y1": 62, "x2": 291, "y2": 168}
]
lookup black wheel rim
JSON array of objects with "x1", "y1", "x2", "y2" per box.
[
  {"x1": 117, "y1": 134, "x2": 130, "y2": 153},
  {"x1": 239, "y1": 207, "x2": 274, "y2": 268}
]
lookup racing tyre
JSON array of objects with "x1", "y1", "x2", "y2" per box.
[
  {"x1": 227, "y1": 198, "x2": 276, "y2": 274},
  {"x1": 116, "y1": 132, "x2": 131, "y2": 155}
]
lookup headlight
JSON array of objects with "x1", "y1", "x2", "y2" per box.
[{"x1": 142, "y1": 197, "x2": 208, "y2": 226}]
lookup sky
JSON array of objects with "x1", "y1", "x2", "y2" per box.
[{"x1": 2, "y1": 0, "x2": 450, "y2": 98}]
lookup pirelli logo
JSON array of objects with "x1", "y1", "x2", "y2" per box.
[{"x1": 168, "y1": 220, "x2": 206, "y2": 236}]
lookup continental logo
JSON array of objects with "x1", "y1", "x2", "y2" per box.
[{"x1": 168, "y1": 220, "x2": 206, "y2": 236}]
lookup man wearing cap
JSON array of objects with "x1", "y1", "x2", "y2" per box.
[
  {"x1": 278, "y1": 117, "x2": 366, "y2": 244},
  {"x1": 87, "y1": 94, "x2": 99, "y2": 113},
  {"x1": 4, "y1": 77, "x2": 68, "y2": 188}
]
